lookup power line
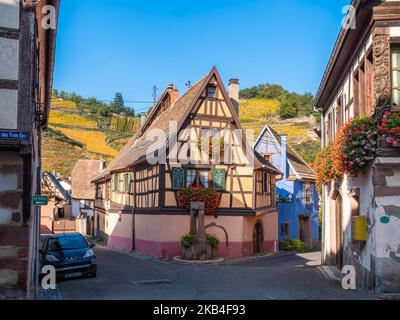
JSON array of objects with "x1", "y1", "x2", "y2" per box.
[{"x1": 152, "y1": 85, "x2": 158, "y2": 104}]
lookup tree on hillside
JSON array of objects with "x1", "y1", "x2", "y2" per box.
[
  {"x1": 124, "y1": 107, "x2": 135, "y2": 117},
  {"x1": 279, "y1": 95, "x2": 298, "y2": 119},
  {"x1": 239, "y1": 86, "x2": 260, "y2": 99},
  {"x1": 52, "y1": 89, "x2": 59, "y2": 97},
  {"x1": 59, "y1": 90, "x2": 67, "y2": 100},
  {"x1": 111, "y1": 92, "x2": 125, "y2": 114},
  {"x1": 263, "y1": 84, "x2": 288, "y2": 100}
]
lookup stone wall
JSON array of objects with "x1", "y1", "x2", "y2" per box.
[{"x1": 371, "y1": 156, "x2": 400, "y2": 293}]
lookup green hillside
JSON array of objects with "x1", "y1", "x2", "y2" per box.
[{"x1": 239, "y1": 98, "x2": 320, "y2": 165}]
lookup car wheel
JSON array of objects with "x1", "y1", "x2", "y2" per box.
[{"x1": 90, "y1": 271, "x2": 97, "y2": 278}]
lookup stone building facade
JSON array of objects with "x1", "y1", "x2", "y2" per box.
[
  {"x1": 315, "y1": 0, "x2": 400, "y2": 293},
  {"x1": 0, "y1": 0, "x2": 58, "y2": 299}
]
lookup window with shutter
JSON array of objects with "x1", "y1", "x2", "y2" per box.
[
  {"x1": 172, "y1": 168, "x2": 185, "y2": 190},
  {"x1": 112, "y1": 174, "x2": 118, "y2": 192},
  {"x1": 211, "y1": 169, "x2": 226, "y2": 191},
  {"x1": 118, "y1": 174, "x2": 123, "y2": 192}
]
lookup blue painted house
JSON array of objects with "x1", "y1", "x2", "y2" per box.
[{"x1": 254, "y1": 125, "x2": 319, "y2": 248}]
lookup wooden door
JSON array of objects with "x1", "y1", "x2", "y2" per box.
[
  {"x1": 335, "y1": 194, "x2": 344, "y2": 268},
  {"x1": 299, "y1": 216, "x2": 311, "y2": 248},
  {"x1": 253, "y1": 222, "x2": 264, "y2": 255}
]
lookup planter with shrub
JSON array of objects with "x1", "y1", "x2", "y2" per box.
[{"x1": 180, "y1": 233, "x2": 220, "y2": 260}]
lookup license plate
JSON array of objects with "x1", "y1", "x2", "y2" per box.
[{"x1": 65, "y1": 272, "x2": 82, "y2": 278}]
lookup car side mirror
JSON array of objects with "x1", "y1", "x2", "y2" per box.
[{"x1": 90, "y1": 243, "x2": 96, "y2": 248}]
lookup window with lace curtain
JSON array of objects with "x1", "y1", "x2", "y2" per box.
[
  {"x1": 172, "y1": 168, "x2": 226, "y2": 190},
  {"x1": 392, "y1": 49, "x2": 400, "y2": 106}
]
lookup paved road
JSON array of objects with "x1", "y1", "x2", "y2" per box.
[{"x1": 58, "y1": 247, "x2": 378, "y2": 300}]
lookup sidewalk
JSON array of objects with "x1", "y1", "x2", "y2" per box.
[{"x1": 37, "y1": 288, "x2": 63, "y2": 300}]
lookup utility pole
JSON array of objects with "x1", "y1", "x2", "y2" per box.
[{"x1": 152, "y1": 85, "x2": 158, "y2": 103}]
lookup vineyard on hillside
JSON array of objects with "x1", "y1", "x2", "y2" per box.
[
  {"x1": 51, "y1": 99, "x2": 78, "y2": 111},
  {"x1": 110, "y1": 114, "x2": 141, "y2": 133},
  {"x1": 43, "y1": 98, "x2": 143, "y2": 177},
  {"x1": 49, "y1": 110, "x2": 98, "y2": 128},
  {"x1": 50, "y1": 126, "x2": 118, "y2": 157}
]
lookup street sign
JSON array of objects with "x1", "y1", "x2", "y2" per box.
[
  {"x1": 33, "y1": 195, "x2": 48, "y2": 206},
  {"x1": 0, "y1": 131, "x2": 29, "y2": 141}
]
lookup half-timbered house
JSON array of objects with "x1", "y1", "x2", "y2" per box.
[{"x1": 93, "y1": 67, "x2": 281, "y2": 258}]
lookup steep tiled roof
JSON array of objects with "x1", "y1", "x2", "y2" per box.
[
  {"x1": 71, "y1": 160, "x2": 105, "y2": 199},
  {"x1": 106, "y1": 76, "x2": 208, "y2": 172}
]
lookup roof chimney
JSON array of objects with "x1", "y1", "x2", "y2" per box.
[
  {"x1": 228, "y1": 79, "x2": 239, "y2": 115},
  {"x1": 167, "y1": 83, "x2": 179, "y2": 106}
]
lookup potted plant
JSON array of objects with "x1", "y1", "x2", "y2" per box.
[
  {"x1": 206, "y1": 234, "x2": 220, "y2": 259},
  {"x1": 180, "y1": 233, "x2": 198, "y2": 260}
]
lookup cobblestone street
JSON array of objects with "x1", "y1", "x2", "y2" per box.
[{"x1": 56, "y1": 247, "x2": 378, "y2": 300}]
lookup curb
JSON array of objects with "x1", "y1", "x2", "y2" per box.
[{"x1": 172, "y1": 257, "x2": 225, "y2": 266}]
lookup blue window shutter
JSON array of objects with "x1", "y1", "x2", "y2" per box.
[
  {"x1": 172, "y1": 168, "x2": 185, "y2": 190},
  {"x1": 212, "y1": 169, "x2": 226, "y2": 190}
]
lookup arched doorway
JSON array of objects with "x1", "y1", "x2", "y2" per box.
[
  {"x1": 253, "y1": 221, "x2": 264, "y2": 255},
  {"x1": 335, "y1": 193, "x2": 344, "y2": 268}
]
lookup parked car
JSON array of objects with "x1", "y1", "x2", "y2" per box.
[{"x1": 39, "y1": 233, "x2": 97, "y2": 280}]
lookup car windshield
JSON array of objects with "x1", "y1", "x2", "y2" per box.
[{"x1": 47, "y1": 235, "x2": 88, "y2": 252}]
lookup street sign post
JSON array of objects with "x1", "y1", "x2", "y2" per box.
[{"x1": 33, "y1": 195, "x2": 48, "y2": 206}]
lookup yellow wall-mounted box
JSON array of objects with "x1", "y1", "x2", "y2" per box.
[{"x1": 352, "y1": 216, "x2": 367, "y2": 242}]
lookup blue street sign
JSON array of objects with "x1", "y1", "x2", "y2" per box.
[{"x1": 0, "y1": 131, "x2": 29, "y2": 141}]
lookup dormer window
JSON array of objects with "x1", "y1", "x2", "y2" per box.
[{"x1": 207, "y1": 85, "x2": 217, "y2": 98}]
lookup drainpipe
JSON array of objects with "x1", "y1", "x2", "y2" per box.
[{"x1": 280, "y1": 135, "x2": 288, "y2": 184}]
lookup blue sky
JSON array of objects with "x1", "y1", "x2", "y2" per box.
[{"x1": 53, "y1": 0, "x2": 350, "y2": 112}]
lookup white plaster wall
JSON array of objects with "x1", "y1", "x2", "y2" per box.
[
  {"x1": 322, "y1": 185, "x2": 330, "y2": 262},
  {"x1": 0, "y1": 0, "x2": 19, "y2": 29},
  {"x1": 0, "y1": 151, "x2": 22, "y2": 225},
  {"x1": 390, "y1": 26, "x2": 400, "y2": 37},
  {"x1": 323, "y1": 37, "x2": 372, "y2": 141},
  {"x1": 71, "y1": 199, "x2": 80, "y2": 217},
  {"x1": 374, "y1": 195, "x2": 400, "y2": 259},
  {"x1": 0, "y1": 89, "x2": 18, "y2": 130},
  {"x1": 0, "y1": 38, "x2": 19, "y2": 80}
]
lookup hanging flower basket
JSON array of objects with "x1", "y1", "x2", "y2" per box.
[
  {"x1": 314, "y1": 131, "x2": 345, "y2": 188},
  {"x1": 177, "y1": 187, "x2": 221, "y2": 215},
  {"x1": 341, "y1": 115, "x2": 378, "y2": 176},
  {"x1": 314, "y1": 115, "x2": 379, "y2": 187},
  {"x1": 379, "y1": 111, "x2": 400, "y2": 148}
]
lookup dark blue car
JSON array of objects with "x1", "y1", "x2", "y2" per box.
[{"x1": 40, "y1": 233, "x2": 97, "y2": 280}]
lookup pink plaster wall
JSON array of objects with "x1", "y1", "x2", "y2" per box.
[{"x1": 107, "y1": 235, "x2": 133, "y2": 252}]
